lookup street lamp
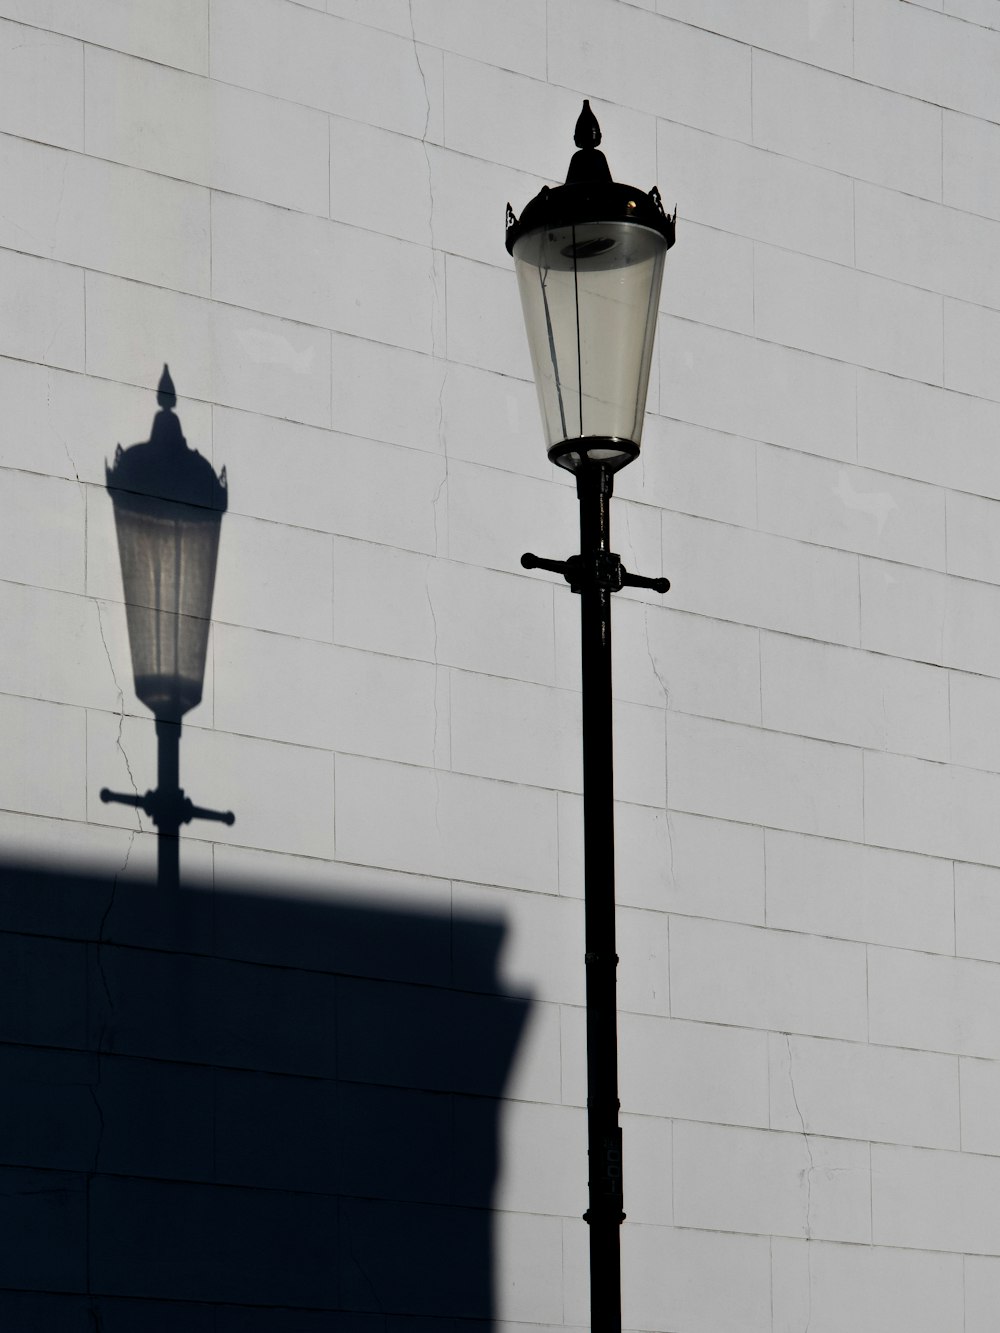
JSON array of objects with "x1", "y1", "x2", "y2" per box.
[
  {"x1": 101, "y1": 366, "x2": 234, "y2": 889},
  {"x1": 506, "y1": 101, "x2": 676, "y2": 1332}
]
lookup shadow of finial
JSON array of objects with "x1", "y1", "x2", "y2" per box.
[{"x1": 157, "y1": 363, "x2": 177, "y2": 411}]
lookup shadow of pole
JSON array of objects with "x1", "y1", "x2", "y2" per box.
[{"x1": 100, "y1": 366, "x2": 233, "y2": 890}]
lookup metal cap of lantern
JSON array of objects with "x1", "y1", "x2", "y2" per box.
[
  {"x1": 101, "y1": 366, "x2": 233, "y2": 890},
  {"x1": 507, "y1": 104, "x2": 676, "y2": 1333},
  {"x1": 506, "y1": 100, "x2": 675, "y2": 473}
]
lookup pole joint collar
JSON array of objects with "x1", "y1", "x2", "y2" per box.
[
  {"x1": 100, "y1": 785, "x2": 234, "y2": 829},
  {"x1": 521, "y1": 550, "x2": 669, "y2": 596}
]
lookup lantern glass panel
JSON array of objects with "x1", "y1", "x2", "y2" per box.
[
  {"x1": 111, "y1": 492, "x2": 222, "y2": 720},
  {"x1": 513, "y1": 219, "x2": 666, "y2": 469}
]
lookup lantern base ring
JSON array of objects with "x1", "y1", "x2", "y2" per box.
[{"x1": 548, "y1": 436, "x2": 639, "y2": 474}]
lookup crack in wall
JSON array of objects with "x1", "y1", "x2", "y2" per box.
[
  {"x1": 642, "y1": 603, "x2": 674, "y2": 886},
  {"x1": 408, "y1": 0, "x2": 432, "y2": 146},
  {"x1": 425, "y1": 569, "x2": 443, "y2": 838},
  {"x1": 804, "y1": 1240, "x2": 814, "y2": 1333},
  {"x1": 783, "y1": 1034, "x2": 815, "y2": 1235},
  {"x1": 879, "y1": 684, "x2": 887, "y2": 751},
  {"x1": 41, "y1": 369, "x2": 81, "y2": 487},
  {"x1": 430, "y1": 464, "x2": 447, "y2": 560},
  {"x1": 938, "y1": 583, "x2": 947, "y2": 667},
  {"x1": 406, "y1": 0, "x2": 448, "y2": 842},
  {"x1": 0, "y1": 216, "x2": 35, "y2": 242},
  {"x1": 93, "y1": 600, "x2": 141, "y2": 820},
  {"x1": 409, "y1": 29, "x2": 446, "y2": 408},
  {"x1": 49, "y1": 153, "x2": 69, "y2": 257},
  {"x1": 428, "y1": 462, "x2": 449, "y2": 810},
  {"x1": 57, "y1": 429, "x2": 80, "y2": 483},
  {"x1": 407, "y1": 0, "x2": 438, "y2": 297},
  {"x1": 783, "y1": 1034, "x2": 815, "y2": 1331},
  {"x1": 346, "y1": 1242, "x2": 386, "y2": 1315}
]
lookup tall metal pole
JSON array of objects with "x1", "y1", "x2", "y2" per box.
[
  {"x1": 522, "y1": 461, "x2": 668, "y2": 1332},
  {"x1": 577, "y1": 461, "x2": 623, "y2": 1332}
]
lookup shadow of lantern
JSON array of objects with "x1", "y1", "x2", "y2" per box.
[{"x1": 101, "y1": 366, "x2": 234, "y2": 889}]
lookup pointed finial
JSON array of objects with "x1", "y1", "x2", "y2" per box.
[
  {"x1": 157, "y1": 364, "x2": 177, "y2": 411},
  {"x1": 574, "y1": 100, "x2": 602, "y2": 149},
  {"x1": 565, "y1": 100, "x2": 612, "y2": 185}
]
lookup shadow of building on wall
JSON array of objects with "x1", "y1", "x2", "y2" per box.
[{"x1": 0, "y1": 857, "x2": 529, "y2": 1330}]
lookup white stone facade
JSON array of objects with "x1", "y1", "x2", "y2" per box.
[{"x1": 2, "y1": 0, "x2": 1000, "y2": 1327}]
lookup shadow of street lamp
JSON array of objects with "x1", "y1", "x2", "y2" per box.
[{"x1": 100, "y1": 366, "x2": 234, "y2": 890}]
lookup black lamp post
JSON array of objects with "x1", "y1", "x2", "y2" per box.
[
  {"x1": 101, "y1": 367, "x2": 234, "y2": 890},
  {"x1": 506, "y1": 102, "x2": 675, "y2": 1332}
]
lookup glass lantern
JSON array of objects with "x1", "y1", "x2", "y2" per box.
[{"x1": 506, "y1": 101, "x2": 675, "y2": 472}]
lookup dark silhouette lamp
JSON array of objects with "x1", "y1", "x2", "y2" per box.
[
  {"x1": 101, "y1": 366, "x2": 234, "y2": 887},
  {"x1": 107, "y1": 367, "x2": 227, "y2": 721}
]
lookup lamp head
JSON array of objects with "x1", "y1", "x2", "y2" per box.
[{"x1": 505, "y1": 103, "x2": 675, "y2": 472}]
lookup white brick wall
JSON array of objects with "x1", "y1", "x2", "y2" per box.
[{"x1": 6, "y1": 0, "x2": 1000, "y2": 1327}]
